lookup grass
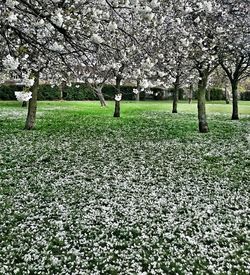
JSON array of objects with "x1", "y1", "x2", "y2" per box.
[{"x1": 0, "y1": 100, "x2": 250, "y2": 274}]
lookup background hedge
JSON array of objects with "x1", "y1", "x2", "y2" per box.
[
  {"x1": 206, "y1": 88, "x2": 225, "y2": 101},
  {"x1": 0, "y1": 84, "x2": 249, "y2": 101},
  {"x1": 0, "y1": 85, "x2": 23, "y2": 100},
  {"x1": 192, "y1": 87, "x2": 225, "y2": 100},
  {"x1": 241, "y1": 91, "x2": 250, "y2": 101},
  {"x1": 0, "y1": 84, "x2": 143, "y2": 101},
  {"x1": 166, "y1": 87, "x2": 185, "y2": 100}
]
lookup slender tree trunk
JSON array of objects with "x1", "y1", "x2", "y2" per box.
[
  {"x1": 188, "y1": 84, "x2": 193, "y2": 104},
  {"x1": 114, "y1": 100, "x2": 120, "y2": 117},
  {"x1": 197, "y1": 75, "x2": 209, "y2": 133},
  {"x1": 136, "y1": 80, "x2": 140, "y2": 101},
  {"x1": 231, "y1": 81, "x2": 239, "y2": 120},
  {"x1": 172, "y1": 76, "x2": 180, "y2": 113},
  {"x1": 172, "y1": 87, "x2": 179, "y2": 113},
  {"x1": 59, "y1": 84, "x2": 64, "y2": 100},
  {"x1": 22, "y1": 101, "x2": 27, "y2": 107},
  {"x1": 114, "y1": 76, "x2": 122, "y2": 117},
  {"x1": 225, "y1": 86, "x2": 230, "y2": 104},
  {"x1": 24, "y1": 71, "x2": 39, "y2": 130},
  {"x1": 96, "y1": 86, "x2": 106, "y2": 107}
]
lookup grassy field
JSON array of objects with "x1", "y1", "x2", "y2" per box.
[{"x1": 0, "y1": 100, "x2": 249, "y2": 274}]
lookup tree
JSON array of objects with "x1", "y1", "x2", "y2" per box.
[
  {"x1": 180, "y1": 0, "x2": 221, "y2": 132},
  {"x1": 1, "y1": 0, "x2": 147, "y2": 125},
  {"x1": 216, "y1": 0, "x2": 250, "y2": 119}
]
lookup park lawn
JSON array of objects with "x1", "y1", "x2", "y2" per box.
[{"x1": 0, "y1": 100, "x2": 249, "y2": 274}]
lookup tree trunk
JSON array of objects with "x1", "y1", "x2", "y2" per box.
[
  {"x1": 135, "y1": 92, "x2": 140, "y2": 101},
  {"x1": 59, "y1": 83, "x2": 64, "y2": 100},
  {"x1": 172, "y1": 88, "x2": 178, "y2": 113},
  {"x1": 22, "y1": 101, "x2": 27, "y2": 107},
  {"x1": 96, "y1": 87, "x2": 106, "y2": 107},
  {"x1": 136, "y1": 79, "x2": 140, "y2": 101},
  {"x1": 114, "y1": 100, "x2": 120, "y2": 117},
  {"x1": 231, "y1": 81, "x2": 239, "y2": 120},
  {"x1": 24, "y1": 72, "x2": 39, "y2": 130},
  {"x1": 188, "y1": 84, "x2": 193, "y2": 104},
  {"x1": 225, "y1": 86, "x2": 230, "y2": 104},
  {"x1": 197, "y1": 75, "x2": 209, "y2": 133},
  {"x1": 172, "y1": 76, "x2": 180, "y2": 113},
  {"x1": 114, "y1": 76, "x2": 122, "y2": 117}
]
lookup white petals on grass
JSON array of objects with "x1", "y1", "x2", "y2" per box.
[{"x1": 0, "y1": 104, "x2": 249, "y2": 274}]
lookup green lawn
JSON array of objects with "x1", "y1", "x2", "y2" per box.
[{"x1": 0, "y1": 100, "x2": 249, "y2": 274}]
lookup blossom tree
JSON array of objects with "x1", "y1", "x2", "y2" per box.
[
  {"x1": 216, "y1": 0, "x2": 250, "y2": 119},
  {"x1": 1, "y1": 0, "x2": 249, "y2": 132},
  {"x1": 179, "y1": 1, "x2": 222, "y2": 132},
  {"x1": 154, "y1": 28, "x2": 195, "y2": 113},
  {"x1": 1, "y1": 0, "x2": 149, "y2": 125}
]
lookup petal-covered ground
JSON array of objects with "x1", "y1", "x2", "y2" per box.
[{"x1": 0, "y1": 101, "x2": 249, "y2": 274}]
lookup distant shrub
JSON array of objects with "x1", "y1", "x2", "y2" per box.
[
  {"x1": 102, "y1": 85, "x2": 138, "y2": 100},
  {"x1": 0, "y1": 83, "x2": 140, "y2": 101},
  {"x1": 166, "y1": 87, "x2": 185, "y2": 100},
  {"x1": 240, "y1": 91, "x2": 250, "y2": 101},
  {"x1": 0, "y1": 84, "x2": 23, "y2": 100},
  {"x1": 63, "y1": 84, "x2": 95, "y2": 100},
  {"x1": 38, "y1": 85, "x2": 61, "y2": 100},
  {"x1": 193, "y1": 87, "x2": 225, "y2": 100},
  {"x1": 206, "y1": 88, "x2": 225, "y2": 100}
]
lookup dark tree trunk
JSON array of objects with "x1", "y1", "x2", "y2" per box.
[
  {"x1": 172, "y1": 88, "x2": 178, "y2": 113},
  {"x1": 219, "y1": 56, "x2": 246, "y2": 120},
  {"x1": 96, "y1": 87, "x2": 106, "y2": 107},
  {"x1": 231, "y1": 81, "x2": 239, "y2": 120},
  {"x1": 188, "y1": 84, "x2": 193, "y2": 104},
  {"x1": 114, "y1": 100, "x2": 120, "y2": 117},
  {"x1": 114, "y1": 75, "x2": 122, "y2": 118},
  {"x1": 172, "y1": 76, "x2": 180, "y2": 113},
  {"x1": 225, "y1": 86, "x2": 230, "y2": 104},
  {"x1": 22, "y1": 101, "x2": 27, "y2": 107},
  {"x1": 197, "y1": 74, "x2": 209, "y2": 133},
  {"x1": 136, "y1": 80, "x2": 140, "y2": 101},
  {"x1": 24, "y1": 72, "x2": 39, "y2": 130}
]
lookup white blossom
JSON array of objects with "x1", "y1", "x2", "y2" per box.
[
  {"x1": 133, "y1": 88, "x2": 139, "y2": 95},
  {"x1": 5, "y1": 0, "x2": 18, "y2": 8},
  {"x1": 3, "y1": 54, "x2": 19, "y2": 71},
  {"x1": 108, "y1": 22, "x2": 118, "y2": 31},
  {"x1": 50, "y1": 42, "x2": 64, "y2": 52},
  {"x1": 23, "y1": 78, "x2": 35, "y2": 87},
  {"x1": 51, "y1": 11, "x2": 64, "y2": 27},
  {"x1": 15, "y1": 91, "x2": 32, "y2": 102},
  {"x1": 141, "y1": 79, "x2": 149, "y2": 89},
  {"x1": 7, "y1": 12, "x2": 18, "y2": 23},
  {"x1": 115, "y1": 93, "x2": 122, "y2": 101},
  {"x1": 91, "y1": 33, "x2": 104, "y2": 44}
]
